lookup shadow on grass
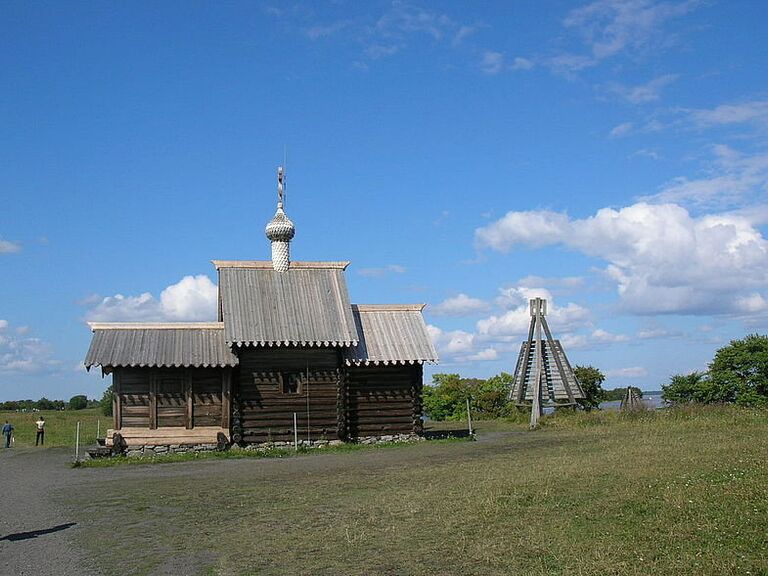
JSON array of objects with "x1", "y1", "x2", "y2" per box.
[{"x1": 0, "y1": 522, "x2": 76, "y2": 542}]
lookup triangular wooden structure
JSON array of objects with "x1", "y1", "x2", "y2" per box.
[
  {"x1": 620, "y1": 386, "x2": 643, "y2": 411},
  {"x1": 510, "y1": 298, "x2": 585, "y2": 427}
]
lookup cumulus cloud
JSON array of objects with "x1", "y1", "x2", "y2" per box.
[
  {"x1": 590, "y1": 328, "x2": 630, "y2": 343},
  {"x1": 476, "y1": 202, "x2": 768, "y2": 315},
  {"x1": 427, "y1": 325, "x2": 476, "y2": 356},
  {"x1": 85, "y1": 275, "x2": 218, "y2": 322},
  {"x1": 479, "y1": 286, "x2": 591, "y2": 340},
  {"x1": 0, "y1": 322, "x2": 58, "y2": 373},
  {"x1": 430, "y1": 294, "x2": 490, "y2": 317}
]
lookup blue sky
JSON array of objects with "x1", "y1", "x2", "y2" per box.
[{"x1": 1, "y1": 0, "x2": 766, "y2": 401}]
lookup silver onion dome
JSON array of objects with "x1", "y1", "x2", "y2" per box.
[{"x1": 265, "y1": 203, "x2": 295, "y2": 242}]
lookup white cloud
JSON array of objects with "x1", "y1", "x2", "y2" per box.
[
  {"x1": 563, "y1": 0, "x2": 698, "y2": 60},
  {"x1": 427, "y1": 325, "x2": 476, "y2": 356},
  {"x1": 511, "y1": 57, "x2": 534, "y2": 70},
  {"x1": 466, "y1": 348, "x2": 499, "y2": 361},
  {"x1": 646, "y1": 146, "x2": 768, "y2": 208},
  {"x1": 609, "y1": 122, "x2": 635, "y2": 138},
  {"x1": 0, "y1": 238, "x2": 21, "y2": 253},
  {"x1": 607, "y1": 74, "x2": 678, "y2": 104},
  {"x1": 479, "y1": 286, "x2": 591, "y2": 339},
  {"x1": 591, "y1": 328, "x2": 630, "y2": 343},
  {"x1": 605, "y1": 367, "x2": 648, "y2": 378},
  {"x1": 689, "y1": 100, "x2": 768, "y2": 127},
  {"x1": 85, "y1": 275, "x2": 218, "y2": 322},
  {"x1": 430, "y1": 294, "x2": 490, "y2": 317},
  {"x1": 0, "y1": 321, "x2": 58, "y2": 373},
  {"x1": 480, "y1": 51, "x2": 505, "y2": 75},
  {"x1": 357, "y1": 264, "x2": 407, "y2": 278},
  {"x1": 476, "y1": 202, "x2": 768, "y2": 316}
]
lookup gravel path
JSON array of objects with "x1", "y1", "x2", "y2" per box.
[{"x1": 1, "y1": 447, "x2": 102, "y2": 576}]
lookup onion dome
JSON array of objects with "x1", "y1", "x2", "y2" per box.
[{"x1": 265, "y1": 203, "x2": 295, "y2": 242}]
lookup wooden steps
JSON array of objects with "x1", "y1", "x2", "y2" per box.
[{"x1": 106, "y1": 426, "x2": 229, "y2": 447}]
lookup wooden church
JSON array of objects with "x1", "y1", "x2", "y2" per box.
[{"x1": 85, "y1": 168, "x2": 437, "y2": 449}]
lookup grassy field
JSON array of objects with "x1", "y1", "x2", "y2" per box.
[
  {"x1": 59, "y1": 405, "x2": 768, "y2": 576},
  {"x1": 0, "y1": 407, "x2": 105, "y2": 448}
]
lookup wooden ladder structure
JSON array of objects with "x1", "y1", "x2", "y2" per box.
[{"x1": 510, "y1": 298, "x2": 585, "y2": 428}]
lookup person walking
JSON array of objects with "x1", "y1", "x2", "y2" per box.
[
  {"x1": 2, "y1": 420, "x2": 13, "y2": 448},
  {"x1": 35, "y1": 416, "x2": 45, "y2": 446}
]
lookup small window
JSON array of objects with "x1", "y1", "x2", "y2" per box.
[{"x1": 281, "y1": 373, "x2": 302, "y2": 395}]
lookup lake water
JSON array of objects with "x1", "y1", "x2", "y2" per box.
[{"x1": 600, "y1": 394, "x2": 666, "y2": 411}]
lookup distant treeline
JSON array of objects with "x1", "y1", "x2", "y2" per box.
[
  {"x1": 603, "y1": 387, "x2": 644, "y2": 402},
  {"x1": 0, "y1": 395, "x2": 97, "y2": 412}
]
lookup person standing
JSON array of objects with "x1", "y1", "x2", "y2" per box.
[
  {"x1": 35, "y1": 416, "x2": 45, "y2": 446},
  {"x1": 2, "y1": 420, "x2": 13, "y2": 448}
]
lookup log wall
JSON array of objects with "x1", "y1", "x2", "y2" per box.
[
  {"x1": 113, "y1": 367, "x2": 229, "y2": 430},
  {"x1": 236, "y1": 348, "x2": 342, "y2": 442},
  {"x1": 346, "y1": 364, "x2": 423, "y2": 438}
]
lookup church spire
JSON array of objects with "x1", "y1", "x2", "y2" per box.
[{"x1": 265, "y1": 166, "x2": 295, "y2": 272}]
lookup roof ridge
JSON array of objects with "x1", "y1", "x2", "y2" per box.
[
  {"x1": 352, "y1": 304, "x2": 426, "y2": 312},
  {"x1": 212, "y1": 260, "x2": 350, "y2": 270},
  {"x1": 88, "y1": 322, "x2": 224, "y2": 331}
]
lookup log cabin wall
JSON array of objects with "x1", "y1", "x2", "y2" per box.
[
  {"x1": 345, "y1": 364, "x2": 423, "y2": 438},
  {"x1": 113, "y1": 367, "x2": 229, "y2": 430},
  {"x1": 235, "y1": 347, "x2": 342, "y2": 442}
]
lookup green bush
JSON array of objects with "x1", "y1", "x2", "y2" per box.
[
  {"x1": 423, "y1": 372, "x2": 514, "y2": 421},
  {"x1": 100, "y1": 385, "x2": 114, "y2": 417},
  {"x1": 573, "y1": 365, "x2": 606, "y2": 411},
  {"x1": 69, "y1": 395, "x2": 88, "y2": 410}
]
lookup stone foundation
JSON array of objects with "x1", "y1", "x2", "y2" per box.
[
  {"x1": 122, "y1": 443, "x2": 220, "y2": 458},
  {"x1": 114, "y1": 433, "x2": 424, "y2": 458}
]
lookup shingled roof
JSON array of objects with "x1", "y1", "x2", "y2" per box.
[
  {"x1": 214, "y1": 261, "x2": 359, "y2": 348},
  {"x1": 84, "y1": 323, "x2": 239, "y2": 369},
  {"x1": 344, "y1": 305, "x2": 438, "y2": 366}
]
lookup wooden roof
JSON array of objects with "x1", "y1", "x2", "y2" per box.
[
  {"x1": 84, "y1": 323, "x2": 239, "y2": 369},
  {"x1": 217, "y1": 262, "x2": 359, "y2": 347},
  {"x1": 344, "y1": 305, "x2": 438, "y2": 366}
]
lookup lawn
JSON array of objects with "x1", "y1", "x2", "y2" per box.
[
  {"x1": 61, "y1": 406, "x2": 768, "y2": 576},
  {"x1": 1, "y1": 407, "x2": 105, "y2": 448}
]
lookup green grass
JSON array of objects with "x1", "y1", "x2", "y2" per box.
[
  {"x1": 61, "y1": 405, "x2": 768, "y2": 575},
  {"x1": 0, "y1": 407, "x2": 105, "y2": 448}
]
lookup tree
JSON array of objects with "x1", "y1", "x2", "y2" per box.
[
  {"x1": 662, "y1": 371, "x2": 708, "y2": 404},
  {"x1": 709, "y1": 334, "x2": 768, "y2": 407},
  {"x1": 573, "y1": 365, "x2": 605, "y2": 411},
  {"x1": 422, "y1": 373, "x2": 514, "y2": 421},
  {"x1": 474, "y1": 372, "x2": 514, "y2": 418},
  {"x1": 69, "y1": 395, "x2": 88, "y2": 410},
  {"x1": 100, "y1": 385, "x2": 114, "y2": 416}
]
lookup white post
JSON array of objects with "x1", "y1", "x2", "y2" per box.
[
  {"x1": 466, "y1": 397, "x2": 473, "y2": 436},
  {"x1": 96, "y1": 419, "x2": 100, "y2": 440},
  {"x1": 75, "y1": 421, "x2": 81, "y2": 462},
  {"x1": 293, "y1": 412, "x2": 298, "y2": 451}
]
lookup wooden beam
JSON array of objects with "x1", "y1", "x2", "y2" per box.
[
  {"x1": 114, "y1": 370, "x2": 122, "y2": 430},
  {"x1": 149, "y1": 372, "x2": 158, "y2": 430},
  {"x1": 221, "y1": 368, "x2": 231, "y2": 431},
  {"x1": 185, "y1": 372, "x2": 193, "y2": 430}
]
